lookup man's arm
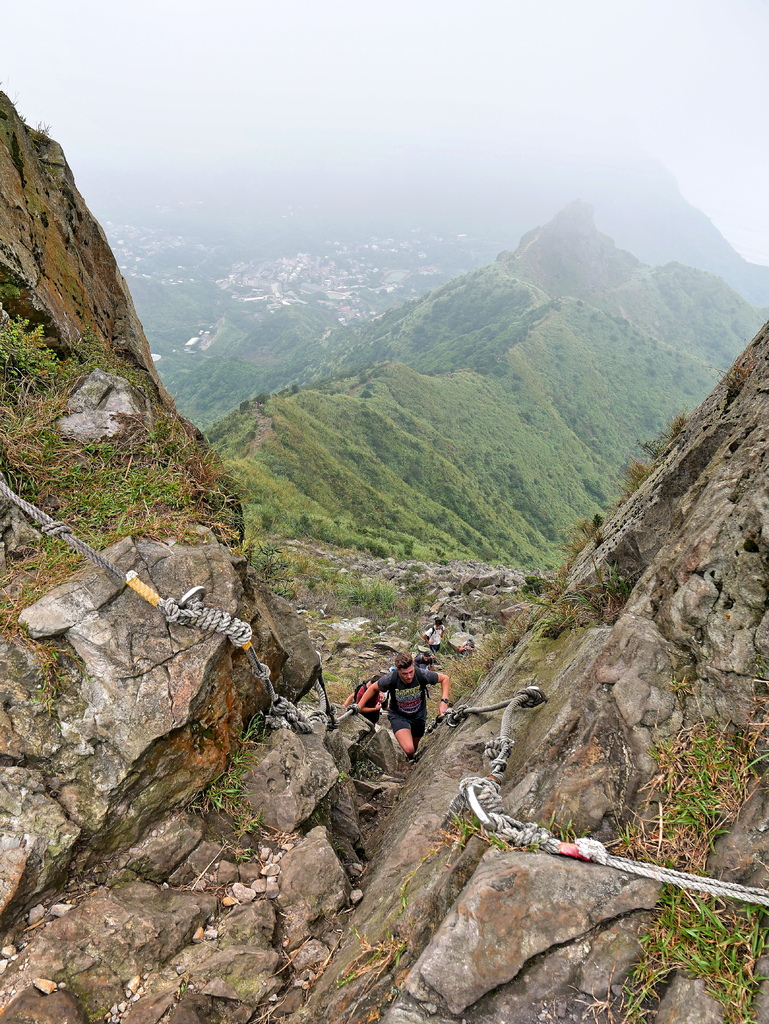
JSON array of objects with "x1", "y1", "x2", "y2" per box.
[
  {"x1": 357, "y1": 682, "x2": 381, "y2": 710},
  {"x1": 436, "y1": 671, "x2": 451, "y2": 711}
]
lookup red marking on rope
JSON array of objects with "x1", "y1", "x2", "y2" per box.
[{"x1": 557, "y1": 842, "x2": 592, "y2": 862}]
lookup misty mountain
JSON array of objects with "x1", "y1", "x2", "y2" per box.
[
  {"x1": 208, "y1": 205, "x2": 764, "y2": 566},
  {"x1": 92, "y1": 138, "x2": 769, "y2": 327}
]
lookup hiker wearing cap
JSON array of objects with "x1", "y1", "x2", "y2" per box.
[{"x1": 359, "y1": 652, "x2": 451, "y2": 760}]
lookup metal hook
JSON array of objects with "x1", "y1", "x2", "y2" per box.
[{"x1": 178, "y1": 585, "x2": 206, "y2": 608}]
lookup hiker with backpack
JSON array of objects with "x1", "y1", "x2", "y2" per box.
[
  {"x1": 422, "y1": 617, "x2": 445, "y2": 656},
  {"x1": 359, "y1": 652, "x2": 451, "y2": 761},
  {"x1": 343, "y1": 673, "x2": 387, "y2": 725}
]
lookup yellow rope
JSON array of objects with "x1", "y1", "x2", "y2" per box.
[{"x1": 125, "y1": 572, "x2": 161, "y2": 607}]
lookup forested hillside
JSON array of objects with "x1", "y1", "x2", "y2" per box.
[{"x1": 208, "y1": 205, "x2": 764, "y2": 566}]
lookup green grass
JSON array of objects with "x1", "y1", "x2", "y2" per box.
[
  {"x1": 206, "y1": 249, "x2": 741, "y2": 566},
  {"x1": 0, "y1": 318, "x2": 240, "y2": 645},
  {"x1": 191, "y1": 714, "x2": 266, "y2": 836},
  {"x1": 615, "y1": 717, "x2": 769, "y2": 1022}
]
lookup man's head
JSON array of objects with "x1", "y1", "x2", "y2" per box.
[
  {"x1": 394, "y1": 652, "x2": 415, "y2": 681},
  {"x1": 434, "y1": 618, "x2": 443, "y2": 626}
]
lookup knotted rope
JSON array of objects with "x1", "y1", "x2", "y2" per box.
[
  {"x1": 0, "y1": 473, "x2": 315, "y2": 733},
  {"x1": 427, "y1": 684, "x2": 548, "y2": 743},
  {"x1": 449, "y1": 776, "x2": 769, "y2": 908}
]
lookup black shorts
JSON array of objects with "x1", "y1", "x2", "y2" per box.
[
  {"x1": 387, "y1": 710, "x2": 426, "y2": 738},
  {"x1": 361, "y1": 709, "x2": 381, "y2": 726}
]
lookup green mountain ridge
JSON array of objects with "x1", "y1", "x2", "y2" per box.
[{"x1": 208, "y1": 204, "x2": 765, "y2": 566}]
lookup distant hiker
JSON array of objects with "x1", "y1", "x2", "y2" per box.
[
  {"x1": 422, "y1": 617, "x2": 445, "y2": 656},
  {"x1": 414, "y1": 650, "x2": 437, "y2": 671},
  {"x1": 457, "y1": 636, "x2": 476, "y2": 655},
  {"x1": 359, "y1": 652, "x2": 451, "y2": 760},
  {"x1": 344, "y1": 673, "x2": 386, "y2": 725}
]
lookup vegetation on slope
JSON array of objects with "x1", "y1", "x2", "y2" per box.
[
  {"x1": 0, "y1": 317, "x2": 240, "y2": 641},
  {"x1": 210, "y1": 308, "x2": 715, "y2": 569},
  {"x1": 204, "y1": 205, "x2": 765, "y2": 565}
]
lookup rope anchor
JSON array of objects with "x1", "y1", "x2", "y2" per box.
[{"x1": 0, "y1": 473, "x2": 318, "y2": 734}]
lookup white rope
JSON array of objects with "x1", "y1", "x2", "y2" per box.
[{"x1": 450, "y1": 776, "x2": 769, "y2": 909}]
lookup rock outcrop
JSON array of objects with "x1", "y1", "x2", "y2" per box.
[{"x1": 0, "y1": 92, "x2": 167, "y2": 398}]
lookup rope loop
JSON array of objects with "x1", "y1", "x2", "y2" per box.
[
  {"x1": 448, "y1": 780, "x2": 769, "y2": 908},
  {"x1": 265, "y1": 695, "x2": 314, "y2": 734},
  {"x1": 484, "y1": 736, "x2": 515, "y2": 778},
  {"x1": 444, "y1": 707, "x2": 469, "y2": 728},
  {"x1": 157, "y1": 596, "x2": 253, "y2": 647}
]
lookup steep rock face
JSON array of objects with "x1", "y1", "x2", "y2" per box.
[
  {"x1": 0, "y1": 92, "x2": 167, "y2": 398},
  {"x1": 298, "y1": 321, "x2": 769, "y2": 1022},
  {"x1": 0, "y1": 536, "x2": 320, "y2": 930}
]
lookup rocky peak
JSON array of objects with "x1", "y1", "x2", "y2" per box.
[{"x1": 509, "y1": 198, "x2": 640, "y2": 298}]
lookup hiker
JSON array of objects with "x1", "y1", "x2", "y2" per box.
[
  {"x1": 343, "y1": 673, "x2": 386, "y2": 725},
  {"x1": 422, "y1": 617, "x2": 445, "y2": 656},
  {"x1": 359, "y1": 652, "x2": 451, "y2": 760},
  {"x1": 457, "y1": 636, "x2": 476, "y2": 655},
  {"x1": 414, "y1": 650, "x2": 437, "y2": 671}
]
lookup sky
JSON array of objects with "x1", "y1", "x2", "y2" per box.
[{"x1": 3, "y1": 0, "x2": 769, "y2": 262}]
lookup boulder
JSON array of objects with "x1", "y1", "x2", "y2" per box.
[
  {"x1": 0, "y1": 986, "x2": 88, "y2": 1024},
  {"x1": 15, "y1": 537, "x2": 315, "y2": 854},
  {"x1": 276, "y1": 826, "x2": 351, "y2": 950},
  {"x1": 404, "y1": 850, "x2": 659, "y2": 1014},
  {"x1": 242, "y1": 727, "x2": 339, "y2": 833},
  {"x1": 0, "y1": 768, "x2": 80, "y2": 931},
  {"x1": 0, "y1": 881, "x2": 216, "y2": 1018},
  {"x1": 359, "y1": 724, "x2": 406, "y2": 773},
  {"x1": 122, "y1": 813, "x2": 205, "y2": 882},
  {"x1": 217, "y1": 902, "x2": 276, "y2": 949},
  {"x1": 654, "y1": 972, "x2": 725, "y2": 1023},
  {"x1": 57, "y1": 368, "x2": 154, "y2": 442}
]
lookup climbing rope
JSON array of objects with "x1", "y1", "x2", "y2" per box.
[
  {"x1": 0, "y1": 473, "x2": 315, "y2": 733},
  {"x1": 444, "y1": 686, "x2": 769, "y2": 908},
  {"x1": 449, "y1": 775, "x2": 769, "y2": 909},
  {"x1": 426, "y1": 684, "x2": 548, "y2": 746}
]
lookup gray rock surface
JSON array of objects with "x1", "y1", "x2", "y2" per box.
[
  {"x1": 404, "y1": 851, "x2": 659, "y2": 1013},
  {"x1": 654, "y1": 973, "x2": 725, "y2": 1023},
  {"x1": 0, "y1": 769, "x2": 80, "y2": 931},
  {"x1": 57, "y1": 369, "x2": 154, "y2": 442},
  {"x1": 277, "y1": 826, "x2": 351, "y2": 950},
  {"x1": 242, "y1": 728, "x2": 339, "y2": 833}
]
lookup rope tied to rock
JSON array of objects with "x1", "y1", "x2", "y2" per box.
[
  {"x1": 156, "y1": 592, "x2": 253, "y2": 647},
  {"x1": 484, "y1": 736, "x2": 516, "y2": 779},
  {"x1": 0, "y1": 473, "x2": 316, "y2": 734},
  {"x1": 449, "y1": 776, "x2": 769, "y2": 908},
  {"x1": 428, "y1": 684, "x2": 548, "y2": 735}
]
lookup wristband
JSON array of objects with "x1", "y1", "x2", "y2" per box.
[{"x1": 440, "y1": 699, "x2": 452, "y2": 706}]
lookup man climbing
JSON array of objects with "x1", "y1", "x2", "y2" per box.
[
  {"x1": 422, "y1": 617, "x2": 445, "y2": 656},
  {"x1": 359, "y1": 652, "x2": 451, "y2": 761}
]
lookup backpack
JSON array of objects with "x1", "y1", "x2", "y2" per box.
[{"x1": 353, "y1": 679, "x2": 388, "y2": 710}]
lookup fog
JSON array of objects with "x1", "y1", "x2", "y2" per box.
[{"x1": 3, "y1": 0, "x2": 769, "y2": 262}]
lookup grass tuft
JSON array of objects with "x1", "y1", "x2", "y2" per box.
[{"x1": 615, "y1": 713, "x2": 769, "y2": 1022}]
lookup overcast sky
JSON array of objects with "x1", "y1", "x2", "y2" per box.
[{"x1": 3, "y1": 0, "x2": 769, "y2": 262}]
